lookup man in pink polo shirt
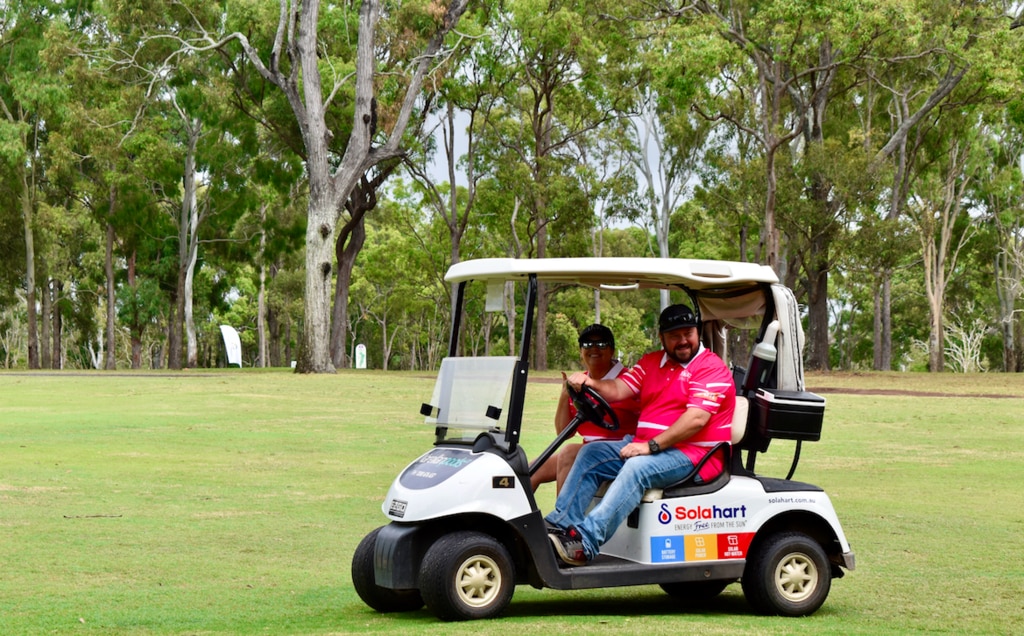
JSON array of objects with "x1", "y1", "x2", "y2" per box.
[{"x1": 546, "y1": 304, "x2": 736, "y2": 566}]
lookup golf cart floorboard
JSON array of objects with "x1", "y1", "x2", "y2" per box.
[{"x1": 544, "y1": 554, "x2": 746, "y2": 590}]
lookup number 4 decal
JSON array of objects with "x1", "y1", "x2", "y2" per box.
[{"x1": 492, "y1": 476, "x2": 515, "y2": 488}]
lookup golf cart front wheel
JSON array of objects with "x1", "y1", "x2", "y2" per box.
[
  {"x1": 418, "y1": 531, "x2": 515, "y2": 621},
  {"x1": 351, "y1": 526, "x2": 424, "y2": 613},
  {"x1": 742, "y1": 531, "x2": 831, "y2": 616}
]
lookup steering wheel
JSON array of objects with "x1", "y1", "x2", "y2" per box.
[{"x1": 565, "y1": 382, "x2": 619, "y2": 431}]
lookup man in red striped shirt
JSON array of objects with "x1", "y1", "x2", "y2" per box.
[{"x1": 547, "y1": 304, "x2": 736, "y2": 566}]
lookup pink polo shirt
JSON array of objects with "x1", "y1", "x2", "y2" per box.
[{"x1": 618, "y1": 346, "x2": 736, "y2": 480}]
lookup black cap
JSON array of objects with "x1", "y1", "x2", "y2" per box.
[
  {"x1": 578, "y1": 323, "x2": 614, "y2": 347},
  {"x1": 659, "y1": 304, "x2": 699, "y2": 333}
]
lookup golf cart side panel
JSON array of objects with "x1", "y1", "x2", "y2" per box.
[
  {"x1": 508, "y1": 509, "x2": 748, "y2": 591},
  {"x1": 599, "y1": 476, "x2": 852, "y2": 564},
  {"x1": 600, "y1": 475, "x2": 765, "y2": 563},
  {"x1": 382, "y1": 447, "x2": 535, "y2": 524}
]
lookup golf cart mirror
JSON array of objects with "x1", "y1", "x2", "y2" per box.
[{"x1": 485, "y1": 281, "x2": 504, "y2": 312}]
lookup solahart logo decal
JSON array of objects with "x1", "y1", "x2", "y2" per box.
[
  {"x1": 399, "y1": 448, "x2": 478, "y2": 490},
  {"x1": 658, "y1": 505, "x2": 672, "y2": 524},
  {"x1": 658, "y1": 502, "x2": 749, "y2": 531}
]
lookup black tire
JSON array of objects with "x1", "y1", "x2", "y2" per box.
[
  {"x1": 351, "y1": 526, "x2": 424, "y2": 613},
  {"x1": 659, "y1": 580, "x2": 730, "y2": 603},
  {"x1": 742, "y1": 531, "x2": 831, "y2": 617},
  {"x1": 418, "y1": 531, "x2": 515, "y2": 621}
]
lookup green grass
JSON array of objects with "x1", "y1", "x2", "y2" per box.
[{"x1": 2, "y1": 369, "x2": 1023, "y2": 635}]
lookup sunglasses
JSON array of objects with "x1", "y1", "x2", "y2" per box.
[{"x1": 580, "y1": 341, "x2": 612, "y2": 350}]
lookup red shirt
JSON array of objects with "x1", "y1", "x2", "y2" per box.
[{"x1": 619, "y1": 347, "x2": 735, "y2": 480}]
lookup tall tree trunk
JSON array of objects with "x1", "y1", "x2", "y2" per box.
[
  {"x1": 51, "y1": 280, "x2": 63, "y2": 369},
  {"x1": 876, "y1": 138, "x2": 910, "y2": 370},
  {"x1": 40, "y1": 278, "x2": 51, "y2": 369},
  {"x1": 104, "y1": 211, "x2": 117, "y2": 371},
  {"x1": 873, "y1": 276, "x2": 893, "y2": 370},
  {"x1": 257, "y1": 204, "x2": 269, "y2": 368},
  {"x1": 20, "y1": 163, "x2": 39, "y2": 369},
  {"x1": 127, "y1": 250, "x2": 143, "y2": 369},
  {"x1": 804, "y1": 244, "x2": 830, "y2": 370},
  {"x1": 330, "y1": 212, "x2": 366, "y2": 369},
  {"x1": 169, "y1": 250, "x2": 185, "y2": 370},
  {"x1": 331, "y1": 172, "x2": 389, "y2": 368},
  {"x1": 181, "y1": 119, "x2": 202, "y2": 369}
]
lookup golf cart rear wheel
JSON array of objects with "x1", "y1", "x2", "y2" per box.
[
  {"x1": 418, "y1": 531, "x2": 514, "y2": 621},
  {"x1": 351, "y1": 526, "x2": 424, "y2": 613},
  {"x1": 659, "y1": 580, "x2": 730, "y2": 602},
  {"x1": 742, "y1": 531, "x2": 831, "y2": 616}
]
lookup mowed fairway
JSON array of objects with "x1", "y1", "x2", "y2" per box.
[{"x1": 2, "y1": 370, "x2": 1022, "y2": 635}]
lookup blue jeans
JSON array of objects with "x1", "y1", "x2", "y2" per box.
[{"x1": 545, "y1": 435, "x2": 695, "y2": 560}]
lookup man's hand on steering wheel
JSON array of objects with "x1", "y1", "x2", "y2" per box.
[{"x1": 563, "y1": 372, "x2": 619, "y2": 431}]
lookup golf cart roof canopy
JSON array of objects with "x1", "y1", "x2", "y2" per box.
[{"x1": 445, "y1": 257, "x2": 779, "y2": 291}]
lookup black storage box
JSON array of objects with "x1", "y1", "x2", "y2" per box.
[{"x1": 754, "y1": 388, "x2": 825, "y2": 441}]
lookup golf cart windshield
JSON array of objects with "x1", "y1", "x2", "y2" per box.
[{"x1": 422, "y1": 356, "x2": 518, "y2": 441}]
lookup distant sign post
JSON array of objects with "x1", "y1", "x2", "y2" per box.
[{"x1": 355, "y1": 344, "x2": 367, "y2": 369}]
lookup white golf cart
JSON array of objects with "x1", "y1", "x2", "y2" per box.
[{"x1": 352, "y1": 257, "x2": 855, "y2": 621}]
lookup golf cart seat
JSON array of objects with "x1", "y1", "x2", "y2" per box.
[{"x1": 641, "y1": 395, "x2": 749, "y2": 501}]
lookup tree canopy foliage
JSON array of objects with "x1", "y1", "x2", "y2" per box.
[{"x1": 2, "y1": 0, "x2": 1023, "y2": 374}]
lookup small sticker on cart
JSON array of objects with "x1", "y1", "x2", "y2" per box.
[
  {"x1": 492, "y1": 476, "x2": 515, "y2": 488},
  {"x1": 389, "y1": 499, "x2": 408, "y2": 518}
]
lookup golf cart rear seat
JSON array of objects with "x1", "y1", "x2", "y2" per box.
[{"x1": 595, "y1": 397, "x2": 750, "y2": 502}]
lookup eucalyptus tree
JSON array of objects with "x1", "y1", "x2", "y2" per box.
[
  {"x1": 662, "y1": 0, "x2": 856, "y2": 369},
  {"x1": 157, "y1": 0, "x2": 473, "y2": 373},
  {"x1": 617, "y1": 8, "x2": 726, "y2": 311},
  {"x1": 476, "y1": 0, "x2": 640, "y2": 369},
  {"x1": 400, "y1": 12, "x2": 500, "y2": 354},
  {"x1": 968, "y1": 115, "x2": 1024, "y2": 371},
  {"x1": 350, "y1": 203, "x2": 442, "y2": 370},
  {"x1": 850, "y1": 0, "x2": 1017, "y2": 369},
  {"x1": 0, "y1": 0, "x2": 87, "y2": 368},
  {"x1": 46, "y1": 8, "x2": 191, "y2": 370},
  {"x1": 0, "y1": 166, "x2": 23, "y2": 314}
]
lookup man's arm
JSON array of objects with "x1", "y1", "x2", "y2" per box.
[
  {"x1": 565, "y1": 371, "x2": 633, "y2": 404},
  {"x1": 618, "y1": 408, "x2": 711, "y2": 459},
  {"x1": 654, "y1": 408, "x2": 711, "y2": 448}
]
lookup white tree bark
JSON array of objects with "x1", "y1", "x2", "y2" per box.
[
  {"x1": 179, "y1": 115, "x2": 203, "y2": 368},
  {"x1": 208, "y1": 0, "x2": 470, "y2": 372}
]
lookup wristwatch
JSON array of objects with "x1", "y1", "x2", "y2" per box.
[{"x1": 648, "y1": 439, "x2": 661, "y2": 454}]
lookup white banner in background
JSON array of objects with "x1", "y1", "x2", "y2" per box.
[{"x1": 219, "y1": 325, "x2": 243, "y2": 367}]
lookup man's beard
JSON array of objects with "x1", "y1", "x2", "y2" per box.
[{"x1": 665, "y1": 343, "x2": 696, "y2": 364}]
